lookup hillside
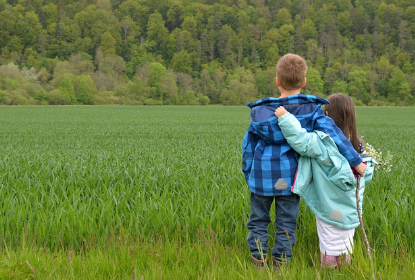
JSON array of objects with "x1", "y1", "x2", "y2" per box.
[{"x1": 0, "y1": 0, "x2": 414, "y2": 105}]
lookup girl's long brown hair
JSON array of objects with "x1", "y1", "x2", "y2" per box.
[{"x1": 324, "y1": 94, "x2": 363, "y2": 152}]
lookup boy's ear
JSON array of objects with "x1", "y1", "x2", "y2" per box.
[
  {"x1": 325, "y1": 110, "x2": 329, "y2": 116},
  {"x1": 276, "y1": 77, "x2": 281, "y2": 87},
  {"x1": 301, "y1": 78, "x2": 307, "y2": 88}
]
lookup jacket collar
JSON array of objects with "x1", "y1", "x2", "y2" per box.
[{"x1": 247, "y1": 94, "x2": 329, "y2": 109}]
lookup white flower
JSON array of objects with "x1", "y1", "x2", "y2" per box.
[{"x1": 364, "y1": 143, "x2": 393, "y2": 172}]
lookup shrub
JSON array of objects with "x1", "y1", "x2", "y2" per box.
[{"x1": 47, "y1": 89, "x2": 70, "y2": 105}]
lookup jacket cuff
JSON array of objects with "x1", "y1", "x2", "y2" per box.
[
  {"x1": 350, "y1": 156, "x2": 363, "y2": 167},
  {"x1": 277, "y1": 112, "x2": 292, "y2": 122}
]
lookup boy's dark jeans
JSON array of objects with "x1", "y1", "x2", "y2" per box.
[{"x1": 247, "y1": 192, "x2": 300, "y2": 260}]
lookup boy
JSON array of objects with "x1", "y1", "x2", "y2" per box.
[{"x1": 242, "y1": 53, "x2": 366, "y2": 268}]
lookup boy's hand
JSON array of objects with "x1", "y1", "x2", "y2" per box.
[
  {"x1": 275, "y1": 106, "x2": 288, "y2": 118},
  {"x1": 354, "y1": 162, "x2": 366, "y2": 177}
]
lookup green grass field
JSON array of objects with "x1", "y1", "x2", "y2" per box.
[{"x1": 0, "y1": 106, "x2": 414, "y2": 279}]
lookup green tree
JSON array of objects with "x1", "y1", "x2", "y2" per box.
[
  {"x1": 336, "y1": 11, "x2": 352, "y2": 36},
  {"x1": 387, "y1": 68, "x2": 411, "y2": 103},
  {"x1": 197, "y1": 93, "x2": 210, "y2": 105},
  {"x1": 117, "y1": 0, "x2": 149, "y2": 35},
  {"x1": 74, "y1": 75, "x2": 97, "y2": 104},
  {"x1": 148, "y1": 62, "x2": 167, "y2": 100},
  {"x1": 301, "y1": 19, "x2": 318, "y2": 41},
  {"x1": 159, "y1": 72, "x2": 178, "y2": 104},
  {"x1": 323, "y1": 67, "x2": 339, "y2": 94},
  {"x1": 126, "y1": 45, "x2": 154, "y2": 78},
  {"x1": 255, "y1": 69, "x2": 269, "y2": 98},
  {"x1": 58, "y1": 75, "x2": 75, "y2": 104},
  {"x1": 375, "y1": 56, "x2": 393, "y2": 98},
  {"x1": 221, "y1": 67, "x2": 258, "y2": 105},
  {"x1": 47, "y1": 89, "x2": 70, "y2": 105},
  {"x1": 277, "y1": 24, "x2": 294, "y2": 54},
  {"x1": 99, "y1": 32, "x2": 117, "y2": 55},
  {"x1": 170, "y1": 50, "x2": 193, "y2": 75},
  {"x1": 17, "y1": 11, "x2": 42, "y2": 48},
  {"x1": 348, "y1": 70, "x2": 370, "y2": 104},
  {"x1": 264, "y1": 44, "x2": 279, "y2": 68},
  {"x1": 217, "y1": 25, "x2": 237, "y2": 68},
  {"x1": 259, "y1": 28, "x2": 279, "y2": 59},
  {"x1": 41, "y1": 3, "x2": 58, "y2": 27},
  {"x1": 181, "y1": 16, "x2": 197, "y2": 39},
  {"x1": 275, "y1": 8, "x2": 292, "y2": 28},
  {"x1": 166, "y1": 1, "x2": 183, "y2": 31},
  {"x1": 146, "y1": 12, "x2": 169, "y2": 55},
  {"x1": 185, "y1": 90, "x2": 197, "y2": 105},
  {"x1": 331, "y1": 79, "x2": 348, "y2": 94},
  {"x1": 4, "y1": 78, "x2": 20, "y2": 90},
  {"x1": 304, "y1": 67, "x2": 324, "y2": 96}
]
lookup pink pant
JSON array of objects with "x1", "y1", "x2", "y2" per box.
[{"x1": 320, "y1": 253, "x2": 351, "y2": 268}]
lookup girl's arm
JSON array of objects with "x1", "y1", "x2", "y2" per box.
[{"x1": 275, "y1": 107, "x2": 324, "y2": 158}]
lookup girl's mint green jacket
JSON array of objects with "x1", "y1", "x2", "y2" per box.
[{"x1": 278, "y1": 113, "x2": 375, "y2": 230}]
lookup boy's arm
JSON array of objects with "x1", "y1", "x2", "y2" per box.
[
  {"x1": 275, "y1": 108, "x2": 324, "y2": 158},
  {"x1": 277, "y1": 107, "x2": 366, "y2": 176},
  {"x1": 242, "y1": 127, "x2": 256, "y2": 183},
  {"x1": 313, "y1": 111, "x2": 363, "y2": 167}
]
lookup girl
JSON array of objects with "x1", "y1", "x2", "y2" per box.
[{"x1": 275, "y1": 93, "x2": 375, "y2": 268}]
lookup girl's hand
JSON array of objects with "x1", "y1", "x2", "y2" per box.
[
  {"x1": 353, "y1": 162, "x2": 367, "y2": 177},
  {"x1": 275, "y1": 106, "x2": 288, "y2": 118}
]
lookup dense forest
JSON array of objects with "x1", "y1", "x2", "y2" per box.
[{"x1": 0, "y1": 0, "x2": 414, "y2": 106}]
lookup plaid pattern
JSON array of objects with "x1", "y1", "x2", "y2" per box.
[{"x1": 242, "y1": 94, "x2": 362, "y2": 196}]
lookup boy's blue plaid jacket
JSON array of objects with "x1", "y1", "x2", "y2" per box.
[{"x1": 242, "y1": 94, "x2": 362, "y2": 196}]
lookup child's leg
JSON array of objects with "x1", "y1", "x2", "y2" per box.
[
  {"x1": 316, "y1": 218, "x2": 354, "y2": 268},
  {"x1": 321, "y1": 253, "x2": 351, "y2": 268},
  {"x1": 271, "y1": 194, "x2": 300, "y2": 262},
  {"x1": 321, "y1": 253, "x2": 338, "y2": 268},
  {"x1": 336, "y1": 254, "x2": 351, "y2": 267},
  {"x1": 247, "y1": 192, "x2": 273, "y2": 259}
]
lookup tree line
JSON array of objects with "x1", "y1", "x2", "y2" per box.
[{"x1": 0, "y1": 0, "x2": 414, "y2": 106}]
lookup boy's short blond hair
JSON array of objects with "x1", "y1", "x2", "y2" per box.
[{"x1": 276, "y1": 53, "x2": 307, "y2": 90}]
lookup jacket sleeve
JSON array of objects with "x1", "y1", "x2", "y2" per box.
[
  {"x1": 277, "y1": 113, "x2": 324, "y2": 158},
  {"x1": 242, "y1": 127, "x2": 256, "y2": 183},
  {"x1": 362, "y1": 156, "x2": 375, "y2": 184},
  {"x1": 313, "y1": 111, "x2": 362, "y2": 167}
]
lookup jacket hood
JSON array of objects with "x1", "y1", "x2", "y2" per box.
[{"x1": 247, "y1": 94, "x2": 328, "y2": 144}]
